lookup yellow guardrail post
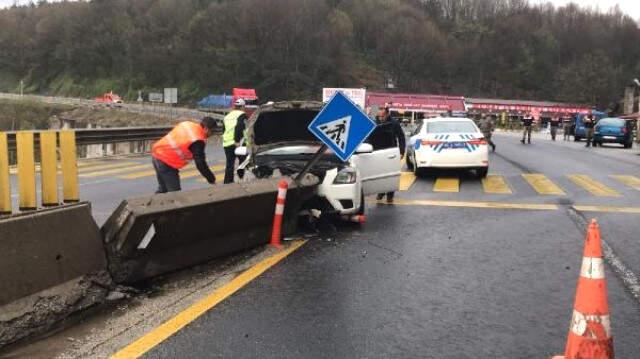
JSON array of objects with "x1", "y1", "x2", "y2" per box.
[
  {"x1": 0, "y1": 132, "x2": 10, "y2": 214},
  {"x1": 17, "y1": 132, "x2": 37, "y2": 210},
  {"x1": 60, "y1": 130, "x2": 79, "y2": 203},
  {"x1": 40, "y1": 131, "x2": 59, "y2": 206}
]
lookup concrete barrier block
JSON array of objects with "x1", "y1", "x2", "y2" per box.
[
  {"x1": 0, "y1": 203, "x2": 107, "y2": 306},
  {"x1": 101, "y1": 176, "x2": 318, "y2": 284}
]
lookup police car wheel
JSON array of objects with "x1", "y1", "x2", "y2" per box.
[{"x1": 476, "y1": 167, "x2": 489, "y2": 178}]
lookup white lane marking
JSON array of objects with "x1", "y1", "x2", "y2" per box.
[{"x1": 568, "y1": 208, "x2": 640, "y2": 304}]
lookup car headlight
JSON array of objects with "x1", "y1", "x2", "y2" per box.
[{"x1": 333, "y1": 168, "x2": 357, "y2": 184}]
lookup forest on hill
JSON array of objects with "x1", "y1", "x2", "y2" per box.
[{"x1": 1, "y1": 0, "x2": 639, "y2": 108}]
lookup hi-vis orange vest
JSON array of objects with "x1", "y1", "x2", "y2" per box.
[{"x1": 152, "y1": 121, "x2": 207, "y2": 169}]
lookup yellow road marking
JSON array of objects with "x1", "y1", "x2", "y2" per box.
[
  {"x1": 482, "y1": 175, "x2": 512, "y2": 194},
  {"x1": 610, "y1": 175, "x2": 640, "y2": 191},
  {"x1": 573, "y1": 205, "x2": 640, "y2": 214},
  {"x1": 399, "y1": 172, "x2": 417, "y2": 191},
  {"x1": 180, "y1": 164, "x2": 226, "y2": 179},
  {"x1": 433, "y1": 177, "x2": 459, "y2": 192},
  {"x1": 110, "y1": 240, "x2": 307, "y2": 359},
  {"x1": 567, "y1": 174, "x2": 620, "y2": 197},
  {"x1": 522, "y1": 174, "x2": 565, "y2": 195},
  {"x1": 8, "y1": 160, "x2": 113, "y2": 174},
  {"x1": 79, "y1": 162, "x2": 140, "y2": 174},
  {"x1": 382, "y1": 198, "x2": 558, "y2": 211},
  {"x1": 79, "y1": 164, "x2": 150, "y2": 178},
  {"x1": 195, "y1": 171, "x2": 233, "y2": 183}
]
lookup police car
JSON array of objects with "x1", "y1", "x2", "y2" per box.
[{"x1": 406, "y1": 117, "x2": 489, "y2": 178}]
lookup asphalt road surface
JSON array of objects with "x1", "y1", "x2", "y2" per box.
[{"x1": 7, "y1": 132, "x2": 640, "y2": 358}]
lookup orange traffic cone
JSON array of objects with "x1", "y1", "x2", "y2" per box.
[{"x1": 552, "y1": 219, "x2": 614, "y2": 359}]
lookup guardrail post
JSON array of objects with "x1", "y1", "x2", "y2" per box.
[
  {"x1": 60, "y1": 130, "x2": 79, "y2": 203},
  {"x1": 0, "y1": 132, "x2": 10, "y2": 214},
  {"x1": 40, "y1": 131, "x2": 59, "y2": 206},
  {"x1": 17, "y1": 132, "x2": 37, "y2": 211}
]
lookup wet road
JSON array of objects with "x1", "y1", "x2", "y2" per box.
[{"x1": 133, "y1": 133, "x2": 640, "y2": 358}]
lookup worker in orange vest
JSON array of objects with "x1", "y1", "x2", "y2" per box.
[{"x1": 151, "y1": 117, "x2": 218, "y2": 193}]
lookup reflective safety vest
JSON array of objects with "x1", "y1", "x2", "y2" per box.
[
  {"x1": 223, "y1": 110, "x2": 245, "y2": 147},
  {"x1": 152, "y1": 121, "x2": 207, "y2": 169}
]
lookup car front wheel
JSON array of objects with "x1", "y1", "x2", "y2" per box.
[{"x1": 476, "y1": 167, "x2": 489, "y2": 178}]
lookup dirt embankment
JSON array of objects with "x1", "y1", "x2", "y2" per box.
[
  {"x1": 55, "y1": 106, "x2": 178, "y2": 128},
  {"x1": 0, "y1": 99, "x2": 179, "y2": 131}
]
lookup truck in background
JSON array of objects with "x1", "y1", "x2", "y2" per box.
[
  {"x1": 198, "y1": 88, "x2": 259, "y2": 115},
  {"x1": 574, "y1": 110, "x2": 607, "y2": 141},
  {"x1": 95, "y1": 91, "x2": 123, "y2": 105}
]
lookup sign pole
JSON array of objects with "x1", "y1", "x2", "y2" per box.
[{"x1": 294, "y1": 144, "x2": 328, "y2": 185}]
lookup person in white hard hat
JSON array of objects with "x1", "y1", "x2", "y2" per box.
[{"x1": 222, "y1": 98, "x2": 248, "y2": 183}]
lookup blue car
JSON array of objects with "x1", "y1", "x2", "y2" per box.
[
  {"x1": 593, "y1": 117, "x2": 634, "y2": 148},
  {"x1": 574, "y1": 111, "x2": 606, "y2": 141}
]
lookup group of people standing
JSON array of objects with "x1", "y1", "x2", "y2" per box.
[{"x1": 150, "y1": 99, "x2": 250, "y2": 193}]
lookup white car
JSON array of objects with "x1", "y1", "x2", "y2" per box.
[
  {"x1": 236, "y1": 101, "x2": 401, "y2": 217},
  {"x1": 406, "y1": 117, "x2": 489, "y2": 178}
]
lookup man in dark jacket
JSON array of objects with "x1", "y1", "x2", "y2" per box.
[
  {"x1": 521, "y1": 113, "x2": 534, "y2": 144},
  {"x1": 374, "y1": 106, "x2": 405, "y2": 203},
  {"x1": 583, "y1": 114, "x2": 596, "y2": 147}
]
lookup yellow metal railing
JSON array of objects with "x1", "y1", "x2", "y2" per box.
[{"x1": 0, "y1": 130, "x2": 79, "y2": 215}]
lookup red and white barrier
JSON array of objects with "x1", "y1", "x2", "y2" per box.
[{"x1": 270, "y1": 179, "x2": 288, "y2": 248}]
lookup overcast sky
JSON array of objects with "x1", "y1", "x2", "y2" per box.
[{"x1": 1, "y1": 0, "x2": 639, "y2": 19}]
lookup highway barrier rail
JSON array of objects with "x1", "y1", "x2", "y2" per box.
[
  {"x1": 101, "y1": 176, "x2": 318, "y2": 284},
  {"x1": 0, "y1": 174, "x2": 319, "y2": 348},
  {"x1": 1, "y1": 130, "x2": 79, "y2": 214}
]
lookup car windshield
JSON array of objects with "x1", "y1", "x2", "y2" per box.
[
  {"x1": 427, "y1": 121, "x2": 477, "y2": 133},
  {"x1": 598, "y1": 118, "x2": 624, "y2": 126}
]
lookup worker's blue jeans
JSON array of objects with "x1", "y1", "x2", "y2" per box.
[{"x1": 152, "y1": 157, "x2": 181, "y2": 193}]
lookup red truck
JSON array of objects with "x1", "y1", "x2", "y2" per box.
[
  {"x1": 95, "y1": 91, "x2": 123, "y2": 105},
  {"x1": 198, "y1": 88, "x2": 259, "y2": 114}
]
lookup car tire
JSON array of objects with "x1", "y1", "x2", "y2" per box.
[
  {"x1": 357, "y1": 190, "x2": 365, "y2": 216},
  {"x1": 574, "y1": 136, "x2": 581, "y2": 142},
  {"x1": 414, "y1": 165, "x2": 424, "y2": 178},
  {"x1": 624, "y1": 141, "x2": 632, "y2": 149},
  {"x1": 476, "y1": 167, "x2": 489, "y2": 178}
]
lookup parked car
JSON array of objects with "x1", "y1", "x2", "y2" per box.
[
  {"x1": 574, "y1": 111, "x2": 606, "y2": 141},
  {"x1": 405, "y1": 117, "x2": 489, "y2": 178},
  {"x1": 593, "y1": 117, "x2": 634, "y2": 148},
  {"x1": 236, "y1": 101, "x2": 401, "y2": 217}
]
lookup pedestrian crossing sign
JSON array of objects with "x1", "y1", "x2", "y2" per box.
[{"x1": 308, "y1": 91, "x2": 376, "y2": 162}]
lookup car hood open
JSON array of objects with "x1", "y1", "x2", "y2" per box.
[{"x1": 247, "y1": 101, "x2": 324, "y2": 154}]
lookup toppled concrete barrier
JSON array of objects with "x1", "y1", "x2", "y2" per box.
[
  {"x1": 101, "y1": 176, "x2": 318, "y2": 284},
  {"x1": 0, "y1": 203, "x2": 107, "y2": 306},
  {"x1": 0, "y1": 203, "x2": 109, "y2": 347}
]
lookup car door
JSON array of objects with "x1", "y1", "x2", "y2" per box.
[{"x1": 354, "y1": 123, "x2": 401, "y2": 195}]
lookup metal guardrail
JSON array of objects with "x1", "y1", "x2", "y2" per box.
[{"x1": 4, "y1": 126, "x2": 174, "y2": 152}]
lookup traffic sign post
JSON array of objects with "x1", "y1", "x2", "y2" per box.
[
  {"x1": 308, "y1": 91, "x2": 376, "y2": 162},
  {"x1": 295, "y1": 91, "x2": 377, "y2": 183}
]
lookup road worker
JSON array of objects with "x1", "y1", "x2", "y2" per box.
[
  {"x1": 151, "y1": 117, "x2": 218, "y2": 193},
  {"x1": 478, "y1": 114, "x2": 496, "y2": 152},
  {"x1": 583, "y1": 113, "x2": 596, "y2": 147},
  {"x1": 223, "y1": 98, "x2": 248, "y2": 184}
]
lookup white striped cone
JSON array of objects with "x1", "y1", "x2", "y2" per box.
[{"x1": 270, "y1": 179, "x2": 288, "y2": 248}]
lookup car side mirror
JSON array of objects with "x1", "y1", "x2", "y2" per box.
[
  {"x1": 355, "y1": 143, "x2": 373, "y2": 154},
  {"x1": 235, "y1": 146, "x2": 248, "y2": 156}
]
